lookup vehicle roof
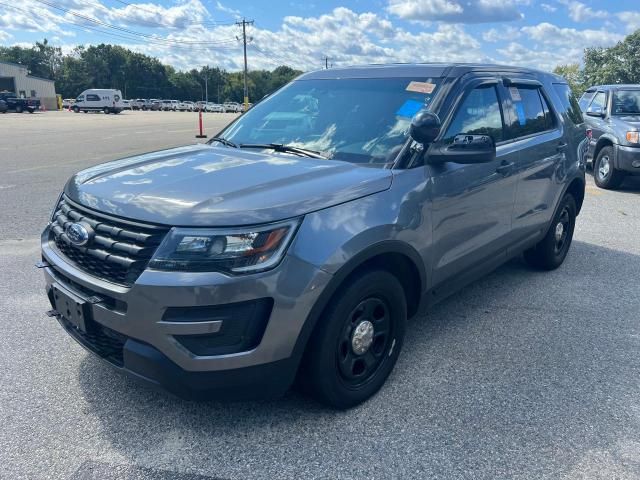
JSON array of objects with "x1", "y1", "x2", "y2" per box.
[
  {"x1": 299, "y1": 63, "x2": 564, "y2": 82},
  {"x1": 83, "y1": 89, "x2": 121, "y2": 92},
  {"x1": 586, "y1": 84, "x2": 640, "y2": 91}
]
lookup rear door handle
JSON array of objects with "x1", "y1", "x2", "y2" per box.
[
  {"x1": 496, "y1": 161, "x2": 514, "y2": 176},
  {"x1": 557, "y1": 142, "x2": 568, "y2": 151}
]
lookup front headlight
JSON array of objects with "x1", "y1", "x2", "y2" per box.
[
  {"x1": 626, "y1": 131, "x2": 639, "y2": 144},
  {"x1": 148, "y1": 218, "x2": 301, "y2": 274}
]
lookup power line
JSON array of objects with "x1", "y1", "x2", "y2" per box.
[
  {"x1": 236, "y1": 18, "x2": 253, "y2": 109},
  {"x1": 251, "y1": 44, "x2": 293, "y2": 68},
  {"x1": 109, "y1": 0, "x2": 236, "y2": 27},
  {"x1": 34, "y1": 0, "x2": 238, "y2": 46},
  {"x1": 0, "y1": 2, "x2": 239, "y2": 52}
]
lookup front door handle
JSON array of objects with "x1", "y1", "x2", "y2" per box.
[
  {"x1": 557, "y1": 142, "x2": 568, "y2": 151},
  {"x1": 496, "y1": 161, "x2": 514, "y2": 176}
]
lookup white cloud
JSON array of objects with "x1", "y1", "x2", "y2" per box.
[
  {"x1": 482, "y1": 26, "x2": 520, "y2": 42},
  {"x1": 521, "y1": 22, "x2": 622, "y2": 48},
  {"x1": 0, "y1": 31, "x2": 13, "y2": 42},
  {"x1": 215, "y1": 1, "x2": 240, "y2": 18},
  {"x1": 107, "y1": 0, "x2": 211, "y2": 29},
  {"x1": 559, "y1": 0, "x2": 608, "y2": 22},
  {"x1": 616, "y1": 11, "x2": 640, "y2": 32},
  {"x1": 387, "y1": 0, "x2": 525, "y2": 24},
  {"x1": 540, "y1": 3, "x2": 557, "y2": 12}
]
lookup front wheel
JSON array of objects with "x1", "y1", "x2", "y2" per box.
[
  {"x1": 524, "y1": 193, "x2": 576, "y2": 270},
  {"x1": 594, "y1": 146, "x2": 625, "y2": 189},
  {"x1": 103, "y1": 107, "x2": 110, "y2": 114},
  {"x1": 299, "y1": 269, "x2": 407, "y2": 409}
]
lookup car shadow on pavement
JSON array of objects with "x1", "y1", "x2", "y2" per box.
[{"x1": 76, "y1": 240, "x2": 640, "y2": 479}]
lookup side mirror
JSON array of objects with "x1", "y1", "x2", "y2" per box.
[
  {"x1": 427, "y1": 134, "x2": 496, "y2": 164},
  {"x1": 410, "y1": 111, "x2": 441, "y2": 145},
  {"x1": 586, "y1": 106, "x2": 605, "y2": 117}
]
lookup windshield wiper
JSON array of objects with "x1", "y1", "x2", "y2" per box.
[
  {"x1": 238, "y1": 143, "x2": 327, "y2": 159},
  {"x1": 208, "y1": 137, "x2": 238, "y2": 148}
]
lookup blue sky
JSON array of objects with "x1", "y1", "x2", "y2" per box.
[{"x1": 1, "y1": 0, "x2": 638, "y2": 72}]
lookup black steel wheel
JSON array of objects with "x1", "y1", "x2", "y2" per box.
[
  {"x1": 299, "y1": 269, "x2": 407, "y2": 409},
  {"x1": 524, "y1": 193, "x2": 576, "y2": 270},
  {"x1": 336, "y1": 297, "x2": 394, "y2": 388}
]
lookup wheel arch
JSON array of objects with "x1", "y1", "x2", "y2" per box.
[
  {"x1": 566, "y1": 177, "x2": 585, "y2": 215},
  {"x1": 593, "y1": 135, "x2": 615, "y2": 162},
  {"x1": 291, "y1": 241, "x2": 426, "y2": 368}
]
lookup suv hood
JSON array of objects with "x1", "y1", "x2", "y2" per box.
[{"x1": 65, "y1": 144, "x2": 392, "y2": 226}]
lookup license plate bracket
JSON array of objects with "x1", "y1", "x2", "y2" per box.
[{"x1": 51, "y1": 283, "x2": 91, "y2": 333}]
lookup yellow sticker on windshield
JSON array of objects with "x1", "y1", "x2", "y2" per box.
[{"x1": 406, "y1": 81, "x2": 436, "y2": 94}]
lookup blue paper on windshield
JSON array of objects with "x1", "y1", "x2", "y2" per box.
[
  {"x1": 515, "y1": 102, "x2": 526, "y2": 126},
  {"x1": 396, "y1": 99, "x2": 423, "y2": 118}
]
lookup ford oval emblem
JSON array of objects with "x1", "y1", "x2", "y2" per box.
[{"x1": 66, "y1": 222, "x2": 91, "y2": 247}]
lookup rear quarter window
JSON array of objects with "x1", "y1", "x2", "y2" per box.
[
  {"x1": 553, "y1": 83, "x2": 584, "y2": 125},
  {"x1": 508, "y1": 85, "x2": 556, "y2": 138}
]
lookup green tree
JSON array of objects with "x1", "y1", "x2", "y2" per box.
[
  {"x1": 583, "y1": 30, "x2": 640, "y2": 85},
  {"x1": 553, "y1": 63, "x2": 586, "y2": 98}
]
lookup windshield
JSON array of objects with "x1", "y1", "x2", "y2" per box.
[
  {"x1": 612, "y1": 90, "x2": 640, "y2": 115},
  {"x1": 219, "y1": 77, "x2": 442, "y2": 165}
]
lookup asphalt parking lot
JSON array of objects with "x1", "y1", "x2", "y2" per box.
[{"x1": 1, "y1": 111, "x2": 639, "y2": 480}]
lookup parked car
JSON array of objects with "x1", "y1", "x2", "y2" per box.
[
  {"x1": 162, "y1": 100, "x2": 179, "y2": 111},
  {"x1": 206, "y1": 102, "x2": 224, "y2": 113},
  {"x1": 223, "y1": 101, "x2": 241, "y2": 113},
  {"x1": 41, "y1": 63, "x2": 586, "y2": 409},
  {"x1": 178, "y1": 100, "x2": 195, "y2": 112},
  {"x1": 62, "y1": 98, "x2": 75, "y2": 109},
  {"x1": 149, "y1": 99, "x2": 163, "y2": 111},
  {"x1": 579, "y1": 84, "x2": 640, "y2": 189},
  {"x1": 73, "y1": 89, "x2": 123, "y2": 114},
  {"x1": 0, "y1": 99, "x2": 7, "y2": 113},
  {"x1": 241, "y1": 103, "x2": 253, "y2": 112},
  {"x1": 132, "y1": 98, "x2": 150, "y2": 110},
  {"x1": 0, "y1": 91, "x2": 40, "y2": 113},
  {"x1": 121, "y1": 100, "x2": 132, "y2": 110},
  {"x1": 195, "y1": 101, "x2": 207, "y2": 111}
]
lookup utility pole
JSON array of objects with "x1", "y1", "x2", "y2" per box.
[
  {"x1": 323, "y1": 56, "x2": 330, "y2": 69},
  {"x1": 236, "y1": 18, "x2": 254, "y2": 111}
]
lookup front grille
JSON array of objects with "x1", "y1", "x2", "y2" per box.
[
  {"x1": 50, "y1": 196, "x2": 168, "y2": 287},
  {"x1": 59, "y1": 315, "x2": 126, "y2": 366}
]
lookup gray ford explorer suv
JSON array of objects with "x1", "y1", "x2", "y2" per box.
[
  {"x1": 579, "y1": 85, "x2": 640, "y2": 189},
  {"x1": 41, "y1": 64, "x2": 586, "y2": 408}
]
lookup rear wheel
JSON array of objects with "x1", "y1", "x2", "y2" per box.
[
  {"x1": 594, "y1": 146, "x2": 624, "y2": 189},
  {"x1": 103, "y1": 107, "x2": 110, "y2": 114},
  {"x1": 300, "y1": 269, "x2": 407, "y2": 409},
  {"x1": 524, "y1": 193, "x2": 576, "y2": 270}
]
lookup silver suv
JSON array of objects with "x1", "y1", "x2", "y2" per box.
[
  {"x1": 41, "y1": 64, "x2": 586, "y2": 408},
  {"x1": 579, "y1": 85, "x2": 640, "y2": 189}
]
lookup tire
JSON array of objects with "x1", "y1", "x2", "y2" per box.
[
  {"x1": 15, "y1": 105, "x2": 23, "y2": 113},
  {"x1": 27, "y1": 108, "x2": 34, "y2": 113},
  {"x1": 103, "y1": 107, "x2": 110, "y2": 114},
  {"x1": 524, "y1": 193, "x2": 577, "y2": 270},
  {"x1": 73, "y1": 106, "x2": 79, "y2": 113},
  {"x1": 593, "y1": 146, "x2": 624, "y2": 189},
  {"x1": 299, "y1": 269, "x2": 407, "y2": 409}
]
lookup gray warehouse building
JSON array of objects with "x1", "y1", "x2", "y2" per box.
[{"x1": 0, "y1": 61, "x2": 57, "y2": 110}]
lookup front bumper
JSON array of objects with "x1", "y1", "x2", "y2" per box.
[
  {"x1": 615, "y1": 144, "x2": 640, "y2": 174},
  {"x1": 41, "y1": 226, "x2": 332, "y2": 399}
]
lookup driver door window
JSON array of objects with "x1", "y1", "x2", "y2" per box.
[{"x1": 444, "y1": 86, "x2": 505, "y2": 143}]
